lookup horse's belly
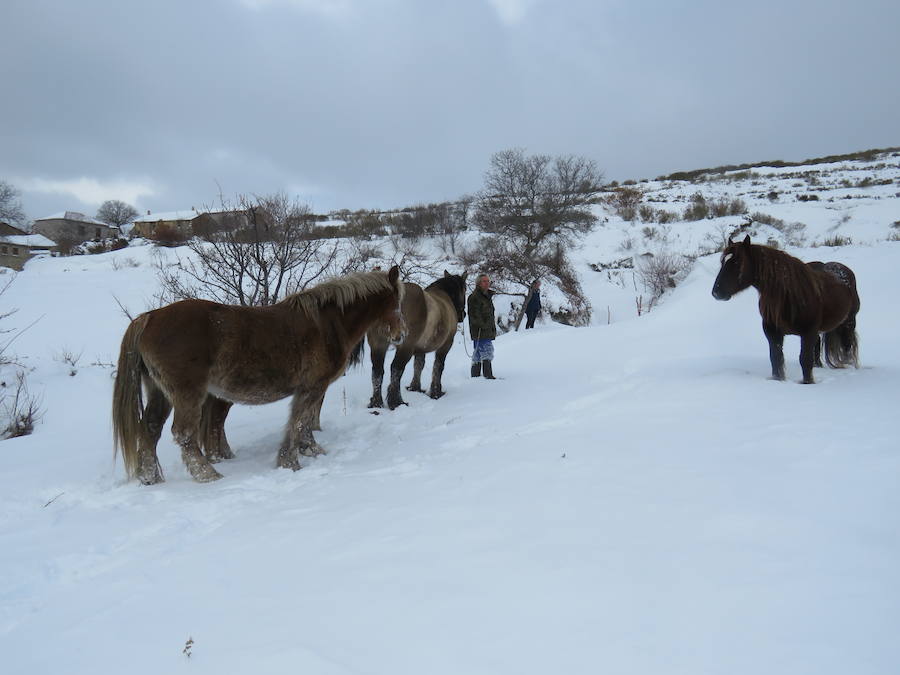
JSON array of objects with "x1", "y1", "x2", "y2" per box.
[{"x1": 207, "y1": 382, "x2": 293, "y2": 406}]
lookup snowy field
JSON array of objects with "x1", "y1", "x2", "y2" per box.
[{"x1": 1, "y1": 154, "x2": 899, "y2": 674}]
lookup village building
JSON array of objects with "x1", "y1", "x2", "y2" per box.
[
  {"x1": 32, "y1": 211, "x2": 120, "y2": 245},
  {"x1": 130, "y1": 208, "x2": 249, "y2": 239},
  {"x1": 0, "y1": 222, "x2": 57, "y2": 270}
]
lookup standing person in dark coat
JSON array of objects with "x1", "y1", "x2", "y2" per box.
[
  {"x1": 467, "y1": 273, "x2": 497, "y2": 379},
  {"x1": 524, "y1": 279, "x2": 542, "y2": 329}
]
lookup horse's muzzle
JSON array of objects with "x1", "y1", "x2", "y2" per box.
[{"x1": 711, "y1": 286, "x2": 731, "y2": 301}]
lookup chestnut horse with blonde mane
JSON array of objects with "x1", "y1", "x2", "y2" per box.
[
  {"x1": 712, "y1": 236, "x2": 859, "y2": 384},
  {"x1": 113, "y1": 266, "x2": 405, "y2": 484}
]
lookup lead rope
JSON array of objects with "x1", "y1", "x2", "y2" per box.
[{"x1": 461, "y1": 321, "x2": 472, "y2": 357}]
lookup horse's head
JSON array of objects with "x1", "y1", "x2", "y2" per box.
[
  {"x1": 443, "y1": 269, "x2": 468, "y2": 323},
  {"x1": 712, "y1": 235, "x2": 754, "y2": 301},
  {"x1": 383, "y1": 265, "x2": 407, "y2": 345}
]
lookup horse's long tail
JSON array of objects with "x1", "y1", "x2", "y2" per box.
[
  {"x1": 347, "y1": 337, "x2": 365, "y2": 369},
  {"x1": 112, "y1": 314, "x2": 149, "y2": 480},
  {"x1": 824, "y1": 314, "x2": 859, "y2": 369}
]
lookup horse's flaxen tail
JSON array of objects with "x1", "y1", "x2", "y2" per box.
[
  {"x1": 347, "y1": 337, "x2": 365, "y2": 369},
  {"x1": 824, "y1": 314, "x2": 859, "y2": 369},
  {"x1": 112, "y1": 314, "x2": 150, "y2": 480}
]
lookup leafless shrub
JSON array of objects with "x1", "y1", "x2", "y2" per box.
[
  {"x1": 604, "y1": 186, "x2": 643, "y2": 221},
  {"x1": 635, "y1": 249, "x2": 693, "y2": 303},
  {"x1": 383, "y1": 235, "x2": 440, "y2": 284},
  {"x1": 816, "y1": 235, "x2": 852, "y2": 247},
  {"x1": 54, "y1": 348, "x2": 83, "y2": 376},
  {"x1": 618, "y1": 235, "x2": 635, "y2": 252},
  {"x1": 156, "y1": 193, "x2": 348, "y2": 306},
  {"x1": 110, "y1": 256, "x2": 140, "y2": 271},
  {"x1": 1, "y1": 371, "x2": 43, "y2": 439},
  {"x1": 709, "y1": 197, "x2": 747, "y2": 218},
  {"x1": 683, "y1": 193, "x2": 710, "y2": 221}
]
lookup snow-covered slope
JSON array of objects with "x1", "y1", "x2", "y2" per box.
[{"x1": 1, "y1": 152, "x2": 898, "y2": 674}]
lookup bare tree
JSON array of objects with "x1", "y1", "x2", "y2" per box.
[
  {"x1": 156, "y1": 193, "x2": 347, "y2": 306},
  {"x1": 475, "y1": 149, "x2": 604, "y2": 258},
  {"x1": 468, "y1": 149, "x2": 604, "y2": 325},
  {"x1": 0, "y1": 180, "x2": 27, "y2": 228},
  {"x1": 96, "y1": 200, "x2": 139, "y2": 229}
]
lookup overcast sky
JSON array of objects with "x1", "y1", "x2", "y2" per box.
[{"x1": 2, "y1": 0, "x2": 898, "y2": 221}]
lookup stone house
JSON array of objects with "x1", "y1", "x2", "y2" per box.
[
  {"x1": 0, "y1": 222, "x2": 57, "y2": 271},
  {"x1": 130, "y1": 208, "x2": 250, "y2": 239},
  {"x1": 32, "y1": 211, "x2": 120, "y2": 245}
]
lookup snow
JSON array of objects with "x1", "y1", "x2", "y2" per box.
[{"x1": 1, "y1": 154, "x2": 899, "y2": 674}]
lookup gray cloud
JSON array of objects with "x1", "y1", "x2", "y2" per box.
[{"x1": 2, "y1": 0, "x2": 898, "y2": 221}]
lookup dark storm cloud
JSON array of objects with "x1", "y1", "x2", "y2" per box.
[{"x1": 1, "y1": 0, "x2": 898, "y2": 221}]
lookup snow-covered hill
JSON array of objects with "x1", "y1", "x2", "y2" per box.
[{"x1": 1, "y1": 151, "x2": 899, "y2": 675}]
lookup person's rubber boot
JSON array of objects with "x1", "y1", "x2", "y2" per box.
[
  {"x1": 482, "y1": 360, "x2": 496, "y2": 379},
  {"x1": 471, "y1": 362, "x2": 482, "y2": 377}
]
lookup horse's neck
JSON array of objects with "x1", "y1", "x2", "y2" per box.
[{"x1": 331, "y1": 292, "x2": 391, "y2": 345}]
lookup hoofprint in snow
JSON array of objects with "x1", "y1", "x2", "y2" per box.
[{"x1": 1, "y1": 154, "x2": 899, "y2": 674}]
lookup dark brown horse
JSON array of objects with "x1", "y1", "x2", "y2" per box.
[
  {"x1": 113, "y1": 266, "x2": 405, "y2": 484},
  {"x1": 353, "y1": 270, "x2": 467, "y2": 409},
  {"x1": 712, "y1": 236, "x2": 860, "y2": 384}
]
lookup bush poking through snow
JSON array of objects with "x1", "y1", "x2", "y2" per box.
[
  {"x1": 636, "y1": 249, "x2": 693, "y2": 304},
  {"x1": 1, "y1": 371, "x2": 42, "y2": 439}
]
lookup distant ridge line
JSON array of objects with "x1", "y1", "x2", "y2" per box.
[{"x1": 658, "y1": 146, "x2": 900, "y2": 183}]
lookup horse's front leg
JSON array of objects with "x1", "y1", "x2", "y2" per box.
[
  {"x1": 799, "y1": 332, "x2": 818, "y2": 384},
  {"x1": 406, "y1": 352, "x2": 426, "y2": 393},
  {"x1": 386, "y1": 349, "x2": 414, "y2": 410},
  {"x1": 368, "y1": 343, "x2": 388, "y2": 409},
  {"x1": 763, "y1": 322, "x2": 785, "y2": 381},
  {"x1": 428, "y1": 341, "x2": 453, "y2": 400}
]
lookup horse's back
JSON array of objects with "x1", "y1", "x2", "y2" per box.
[{"x1": 420, "y1": 286, "x2": 458, "y2": 349}]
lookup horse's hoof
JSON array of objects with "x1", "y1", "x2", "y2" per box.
[
  {"x1": 367, "y1": 399, "x2": 383, "y2": 409},
  {"x1": 429, "y1": 390, "x2": 445, "y2": 400},
  {"x1": 300, "y1": 443, "x2": 326, "y2": 457},
  {"x1": 205, "y1": 450, "x2": 234, "y2": 464},
  {"x1": 406, "y1": 385, "x2": 424, "y2": 392},
  {"x1": 192, "y1": 467, "x2": 224, "y2": 483}
]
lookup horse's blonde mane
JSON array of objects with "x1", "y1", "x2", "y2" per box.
[{"x1": 280, "y1": 270, "x2": 400, "y2": 317}]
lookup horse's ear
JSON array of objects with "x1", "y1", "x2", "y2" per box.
[
  {"x1": 461, "y1": 271, "x2": 468, "y2": 281},
  {"x1": 742, "y1": 234, "x2": 751, "y2": 247},
  {"x1": 388, "y1": 265, "x2": 400, "y2": 284},
  {"x1": 443, "y1": 269, "x2": 450, "y2": 278}
]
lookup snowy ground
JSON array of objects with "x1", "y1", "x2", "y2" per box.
[{"x1": 1, "y1": 154, "x2": 899, "y2": 674}]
